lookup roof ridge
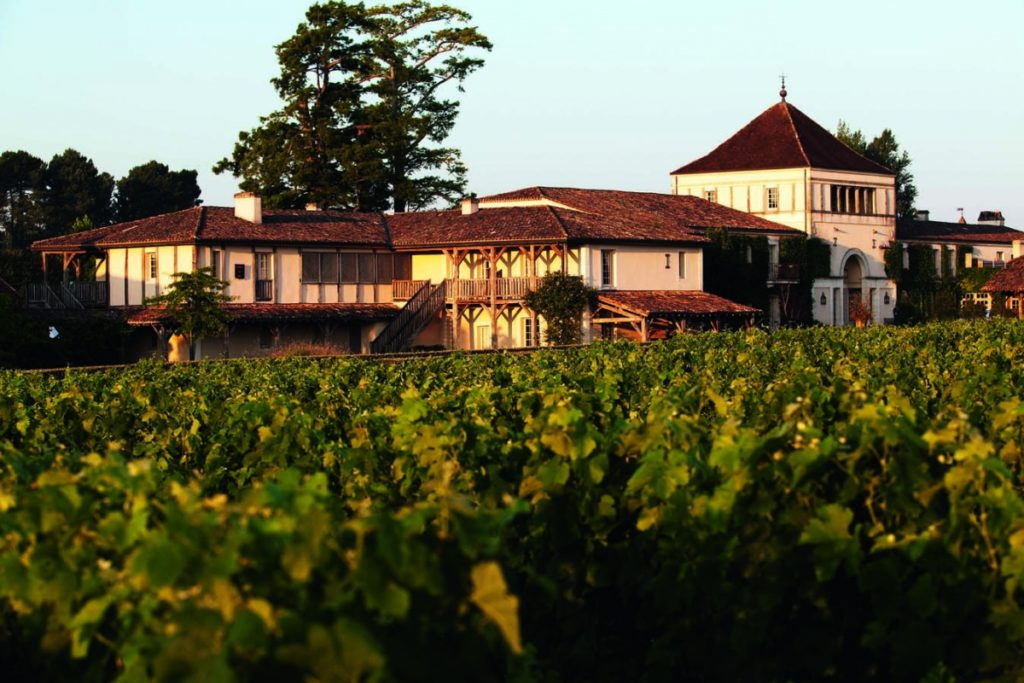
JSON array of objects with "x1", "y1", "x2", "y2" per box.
[
  {"x1": 380, "y1": 211, "x2": 393, "y2": 247},
  {"x1": 781, "y1": 103, "x2": 811, "y2": 167},
  {"x1": 544, "y1": 204, "x2": 570, "y2": 241},
  {"x1": 194, "y1": 205, "x2": 206, "y2": 241}
]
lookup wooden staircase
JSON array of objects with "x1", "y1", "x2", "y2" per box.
[{"x1": 370, "y1": 280, "x2": 448, "y2": 354}]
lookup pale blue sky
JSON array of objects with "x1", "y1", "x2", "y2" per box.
[{"x1": 2, "y1": 0, "x2": 1021, "y2": 224}]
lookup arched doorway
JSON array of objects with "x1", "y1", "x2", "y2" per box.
[{"x1": 843, "y1": 254, "x2": 864, "y2": 325}]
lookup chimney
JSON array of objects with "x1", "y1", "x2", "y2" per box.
[
  {"x1": 305, "y1": 202, "x2": 321, "y2": 212},
  {"x1": 914, "y1": 209, "x2": 930, "y2": 222},
  {"x1": 977, "y1": 210, "x2": 1006, "y2": 227},
  {"x1": 461, "y1": 196, "x2": 479, "y2": 215},
  {"x1": 234, "y1": 192, "x2": 262, "y2": 224}
]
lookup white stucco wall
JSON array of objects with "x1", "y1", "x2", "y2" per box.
[{"x1": 585, "y1": 245, "x2": 702, "y2": 291}]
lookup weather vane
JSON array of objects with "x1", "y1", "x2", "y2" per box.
[{"x1": 779, "y1": 73, "x2": 787, "y2": 102}]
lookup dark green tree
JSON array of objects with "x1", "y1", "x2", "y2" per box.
[
  {"x1": 524, "y1": 272, "x2": 594, "y2": 345},
  {"x1": 115, "y1": 161, "x2": 202, "y2": 221},
  {"x1": 0, "y1": 151, "x2": 46, "y2": 249},
  {"x1": 214, "y1": 0, "x2": 491, "y2": 212},
  {"x1": 144, "y1": 267, "x2": 233, "y2": 361},
  {"x1": 835, "y1": 121, "x2": 917, "y2": 220},
  {"x1": 40, "y1": 149, "x2": 114, "y2": 235}
]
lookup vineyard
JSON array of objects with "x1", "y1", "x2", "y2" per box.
[{"x1": 3, "y1": 321, "x2": 1024, "y2": 681}]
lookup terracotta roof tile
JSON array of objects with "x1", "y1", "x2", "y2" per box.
[
  {"x1": 981, "y1": 258, "x2": 1024, "y2": 293},
  {"x1": 200, "y1": 207, "x2": 389, "y2": 246},
  {"x1": 896, "y1": 218, "x2": 1024, "y2": 245},
  {"x1": 387, "y1": 207, "x2": 567, "y2": 247},
  {"x1": 598, "y1": 290, "x2": 760, "y2": 317},
  {"x1": 126, "y1": 302, "x2": 398, "y2": 326},
  {"x1": 34, "y1": 207, "x2": 389, "y2": 251},
  {"x1": 672, "y1": 102, "x2": 893, "y2": 176}
]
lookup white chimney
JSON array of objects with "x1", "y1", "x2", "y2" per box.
[
  {"x1": 234, "y1": 192, "x2": 262, "y2": 224},
  {"x1": 914, "y1": 210, "x2": 930, "y2": 222},
  {"x1": 461, "y1": 197, "x2": 479, "y2": 215}
]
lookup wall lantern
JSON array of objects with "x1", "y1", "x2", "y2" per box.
[
  {"x1": 820, "y1": 293, "x2": 827, "y2": 306},
  {"x1": 665, "y1": 254, "x2": 671, "y2": 269},
  {"x1": 234, "y1": 264, "x2": 246, "y2": 279},
  {"x1": 833, "y1": 237, "x2": 838, "y2": 247},
  {"x1": 883, "y1": 292, "x2": 891, "y2": 305}
]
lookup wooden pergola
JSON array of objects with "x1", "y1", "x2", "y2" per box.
[
  {"x1": 593, "y1": 291, "x2": 760, "y2": 342},
  {"x1": 980, "y1": 257, "x2": 1024, "y2": 319}
]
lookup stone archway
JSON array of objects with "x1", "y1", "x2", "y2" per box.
[{"x1": 843, "y1": 254, "x2": 865, "y2": 325}]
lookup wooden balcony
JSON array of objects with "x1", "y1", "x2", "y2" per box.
[
  {"x1": 393, "y1": 277, "x2": 541, "y2": 303},
  {"x1": 393, "y1": 279, "x2": 429, "y2": 300}
]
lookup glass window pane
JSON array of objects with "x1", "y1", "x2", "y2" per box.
[
  {"x1": 376, "y1": 254, "x2": 393, "y2": 283},
  {"x1": 358, "y1": 254, "x2": 376, "y2": 283},
  {"x1": 340, "y1": 253, "x2": 358, "y2": 283},
  {"x1": 320, "y1": 253, "x2": 339, "y2": 283},
  {"x1": 301, "y1": 252, "x2": 320, "y2": 283}
]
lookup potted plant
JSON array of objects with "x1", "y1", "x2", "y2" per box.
[{"x1": 849, "y1": 299, "x2": 872, "y2": 328}]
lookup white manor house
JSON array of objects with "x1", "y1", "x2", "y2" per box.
[{"x1": 28, "y1": 93, "x2": 1024, "y2": 359}]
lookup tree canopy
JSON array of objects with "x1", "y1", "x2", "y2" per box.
[
  {"x1": 144, "y1": 267, "x2": 233, "y2": 361},
  {"x1": 115, "y1": 161, "x2": 202, "y2": 222},
  {"x1": 214, "y1": 0, "x2": 491, "y2": 212},
  {"x1": 0, "y1": 151, "x2": 46, "y2": 250},
  {"x1": 40, "y1": 149, "x2": 115, "y2": 236},
  {"x1": 523, "y1": 272, "x2": 595, "y2": 345},
  {"x1": 835, "y1": 121, "x2": 918, "y2": 220}
]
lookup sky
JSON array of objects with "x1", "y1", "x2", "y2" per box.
[{"x1": 1, "y1": 0, "x2": 1022, "y2": 225}]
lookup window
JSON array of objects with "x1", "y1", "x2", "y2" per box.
[
  {"x1": 766, "y1": 187, "x2": 779, "y2": 210},
  {"x1": 828, "y1": 184, "x2": 877, "y2": 215},
  {"x1": 523, "y1": 318, "x2": 533, "y2": 347},
  {"x1": 234, "y1": 263, "x2": 246, "y2": 279},
  {"x1": 600, "y1": 249, "x2": 615, "y2": 288},
  {"x1": 664, "y1": 254, "x2": 671, "y2": 269},
  {"x1": 358, "y1": 254, "x2": 376, "y2": 283},
  {"x1": 210, "y1": 250, "x2": 221, "y2": 279},
  {"x1": 705, "y1": 189, "x2": 717, "y2": 203},
  {"x1": 678, "y1": 251, "x2": 686, "y2": 279},
  {"x1": 997, "y1": 251, "x2": 1004, "y2": 263},
  {"x1": 302, "y1": 253, "x2": 339, "y2": 284},
  {"x1": 340, "y1": 253, "x2": 358, "y2": 283},
  {"x1": 146, "y1": 252, "x2": 157, "y2": 280},
  {"x1": 376, "y1": 254, "x2": 393, "y2": 283},
  {"x1": 394, "y1": 253, "x2": 413, "y2": 280}
]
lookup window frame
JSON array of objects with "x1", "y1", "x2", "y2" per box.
[
  {"x1": 600, "y1": 249, "x2": 615, "y2": 288},
  {"x1": 704, "y1": 189, "x2": 717, "y2": 203},
  {"x1": 766, "y1": 187, "x2": 779, "y2": 211},
  {"x1": 145, "y1": 251, "x2": 157, "y2": 281},
  {"x1": 678, "y1": 251, "x2": 686, "y2": 279}
]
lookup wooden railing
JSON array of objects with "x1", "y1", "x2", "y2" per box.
[
  {"x1": 393, "y1": 279, "x2": 429, "y2": 300},
  {"x1": 371, "y1": 280, "x2": 447, "y2": 354},
  {"x1": 445, "y1": 276, "x2": 537, "y2": 301},
  {"x1": 255, "y1": 279, "x2": 274, "y2": 302},
  {"x1": 66, "y1": 281, "x2": 108, "y2": 307}
]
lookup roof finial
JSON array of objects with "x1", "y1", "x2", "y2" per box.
[{"x1": 779, "y1": 73, "x2": 787, "y2": 102}]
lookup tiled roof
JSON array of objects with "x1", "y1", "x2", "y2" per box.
[
  {"x1": 33, "y1": 187, "x2": 797, "y2": 254},
  {"x1": 598, "y1": 290, "x2": 760, "y2": 317},
  {"x1": 126, "y1": 302, "x2": 398, "y2": 326},
  {"x1": 199, "y1": 207, "x2": 388, "y2": 246},
  {"x1": 33, "y1": 207, "x2": 389, "y2": 251},
  {"x1": 896, "y1": 218, "x2": 1023, "y2": 245},
  {"x1": 387, "y1": 207, "x2": 568, "y2": 247},
  {"x1": 981, "y1": 258, "x2": 1024, "y2": 293},
  {"x1": 672, "y1": 102, "x2": 893, "y2": 176}
]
